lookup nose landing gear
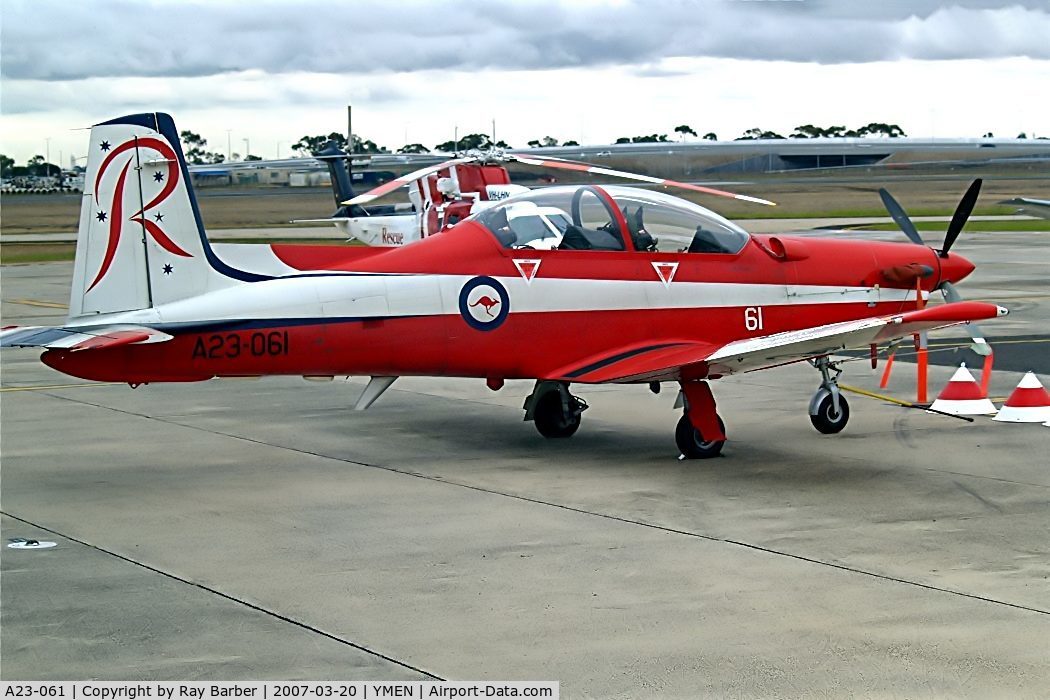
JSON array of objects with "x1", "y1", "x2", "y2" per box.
[{"x1": 808, "y1": 356, "x2": 850, "y2": 434}]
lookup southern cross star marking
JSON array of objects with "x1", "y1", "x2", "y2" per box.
[
  {"x1": 162, "y1": 264, "x2": 173, "y2": 275},
  {"x1": 100, "y1": 140, "x2": 111, "y2": 152},
  {"x1": 153, "y1": 212, "x2": 164, "y2": 222},
  {"x1": 96, "y1": 211, "x2": 107, "y2": 222},
  {"x1": 153, "y1": 171, "x2": 164, "y2": 182}
]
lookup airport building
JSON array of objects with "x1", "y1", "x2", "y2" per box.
[{"x1": 190, "y1": 137, "x2": 1050, "y2": 188}]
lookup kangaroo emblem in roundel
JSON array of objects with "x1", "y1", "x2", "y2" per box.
[
  {"x1": 459, "y1": 276, "x2": 510, "y2": 331},
  {"x1": 470, "y1": 295, "x2": 500, "y2": 317}
]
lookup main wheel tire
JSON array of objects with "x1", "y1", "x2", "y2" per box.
[
  {"x1": 534, "y1": 391, "x2": 581, "y2": 438},
  {"x1": 675, "y1": 414, "x2": 725, "y2": 459},
  {"x1": 810, "y1": 393, "x2": 850, "y2": 434}
]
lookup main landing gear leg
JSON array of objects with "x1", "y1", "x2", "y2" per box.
[
  {"x1": 808, "y1": 356, "x2": 850, "y2": 434},
  {"x1": 524, "y1": 380, "x2": 588, "y2": 438},
  {"x1": 675, "y1": 380, "x2": 726, "y2": 459}
]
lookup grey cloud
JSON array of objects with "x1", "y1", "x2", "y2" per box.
[{"x1": 2, "y1": 0, "x2": 1048, "y2": 81}]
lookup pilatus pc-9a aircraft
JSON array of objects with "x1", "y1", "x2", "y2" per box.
[{"x1": 1, "y1": 113, "x2": 1007, "y2": 458}]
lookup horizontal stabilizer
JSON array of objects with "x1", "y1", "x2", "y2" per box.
[
  {"x1": 289, "y1": 218, "x2": 354, "y2": 224},
  {"x1": 1, "y1": 325, "x2": 172, "y2": 351}
]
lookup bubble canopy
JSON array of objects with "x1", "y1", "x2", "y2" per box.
[{"x1": 470, "y1": 185, "x2": 751, "y2": 254}]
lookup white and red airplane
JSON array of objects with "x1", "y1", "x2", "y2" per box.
[{"x1": 2, "y1": 113, "x2": 1008, "y2": 458}]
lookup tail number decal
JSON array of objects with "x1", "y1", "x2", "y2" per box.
[
  {"x1": 192, "y1": 331, "x2": 290, "y2": 360},
  {"x1": 744, "y1": 307, "x2": 764, "y2": 332}
]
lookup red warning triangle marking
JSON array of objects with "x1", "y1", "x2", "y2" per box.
[
  {"x1": 651, "y1": 261, "x2": 678, "y2": 287},
  {"x1": 513, "y1": 259, "x2": 541, "y2": 285}
]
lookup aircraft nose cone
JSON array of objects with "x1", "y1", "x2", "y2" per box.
[{"x1": 940, "y1": 252, "x2": 976, "y2": 284}]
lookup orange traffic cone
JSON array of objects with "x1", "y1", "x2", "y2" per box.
[
  {"x1": 994, "y1": 372, "x2": 1050, "y2": 423},
  {"x1": 929, "y1": 363, "x2": 997, "y2": 415}
]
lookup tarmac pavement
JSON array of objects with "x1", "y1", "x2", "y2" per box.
[{"x1": 2, "y1": 242, "x2": 1049, "y2": 696}]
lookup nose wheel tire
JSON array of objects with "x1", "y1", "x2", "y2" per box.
[
  {"x1": 675, "y1": 414, "x2": 726, "y2": 459},
  {"x1": 534, "y1": 391, "x2": 582, "y2": 438},
  {"x1": 810, "y1": 393, "x2": 850, "y2": 434}
]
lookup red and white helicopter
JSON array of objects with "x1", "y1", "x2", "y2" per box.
[
  {"x1": 306, "y1": 141, "x2": 771, "y2": 247},
  {"x1": 2, "y1": 113, "x2": 1008, "y2": 458}
]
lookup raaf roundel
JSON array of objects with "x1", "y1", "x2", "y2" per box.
[{"x1": 1, "y1": 113, "x2": 1007, "y2": 459}]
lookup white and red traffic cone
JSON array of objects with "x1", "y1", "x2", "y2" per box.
[
  {"x1": 929, "y1": 363, "x2": 997, "y2": 416},
  {"x1": 994, "y1": 372, "x2": 1050, "y2": 423}
]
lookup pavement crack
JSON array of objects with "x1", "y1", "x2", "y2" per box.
[
  {"x1": 952, "y1": 480, "x2": 1005, "y2": 513},
  {"x1": 0, "y1": 510, "x2": 445, "y2": 681}
]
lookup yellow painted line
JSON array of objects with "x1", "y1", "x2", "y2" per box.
[
  {"x1": 839, "y1": 384, "x2": 974, "y2": 422},
  {"x1": 839, "y1": 384, "x2": 916, "y2": 408},
  {"x1": 0, "y1": 382, "x2": 118, "y2": 393},
  {"x1": 878, "y1": 338, "x2": 1050, "y2": 357},
  {"x1": 5, "y1": 298, "x2": 69, "y2": 309}
]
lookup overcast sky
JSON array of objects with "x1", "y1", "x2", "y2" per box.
[{"x1": 2, "y1": 0, "x2": 1048, "y2": 164}]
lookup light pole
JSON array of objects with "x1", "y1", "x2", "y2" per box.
[
  {"x1": 226, "y1": 129, "x2": 232, "y2": 161},
  {"x1": 243, "y1": 138, "x2": 250, "y2": 160},
  {"x1": 276, "y1": 141, "x2": 283, "y2": 159},
  {"x1": 45, "y1": 137, "x2": 51, "y2": 175}
]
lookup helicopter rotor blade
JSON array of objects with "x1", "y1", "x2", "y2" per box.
[
  {"x1": 341, "y1": 157, "x2": 475, "y2": 206},
  {"x1": 878, "y1": 188, "x2": 924, "y2": 246},
  {"x1": 509, "y1": 154, "x2": 776, "y2": 206},
  {"x1": 343, "y1": 151, "x2": 776, "y2": 207},
  {"x1": 940, "y1": 178, "x2": 982, "y2": 258}
]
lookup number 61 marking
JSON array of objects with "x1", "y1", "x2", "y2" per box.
[{"x1": 744, "y1": 306, "x2": 764, "y2": 331}]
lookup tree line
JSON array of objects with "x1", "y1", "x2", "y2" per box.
[
  {"x1": 284, "y1": 122, "x2": 917, "y2": 157},
  {"x1": 0, "y1": 154, "x2": 61, "y2": 178},
  {"x1": 285, "y1": 121, "x2": 918, "y2": 158}
]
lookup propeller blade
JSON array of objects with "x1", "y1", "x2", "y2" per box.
[
  {"x1": 510, "y1": 154, "x2": 776, "y2": 206},
  {"x1": 940, "y1": 178, "x2": 982, "y2": 257},
  {"x1": 341, "y1": 157, "x2": 475, "y2": 206},
  {"x1": 878, "y1": 188, "x2": 924, "y2": 246},
  {"x1": 939, "y1": 281, "x2": 992, "y2": 355}
]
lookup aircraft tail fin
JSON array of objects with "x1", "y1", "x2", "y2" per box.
[
  {"x1": 314, "y1": 142, "x2": 363, "y2": 216},
  {"x1": 69, "y1": 113, "x2": 262, "y2": 319}
]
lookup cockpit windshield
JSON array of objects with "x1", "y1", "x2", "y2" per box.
[{"x1": 471, "y1": 185, "x2": 750, "y2": 254}]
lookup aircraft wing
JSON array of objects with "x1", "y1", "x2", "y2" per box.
[
  {"x1": 998, "y1": 197, "x2": 1050, "y2": 220},
  {"x1": 548, "y1": 301, "x2": 1007, "y2": 384},
  {"x1": 1, "y1": 325, "x2": 172, "y2": 351}
]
